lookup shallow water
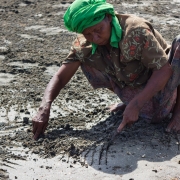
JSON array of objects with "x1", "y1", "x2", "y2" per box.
[{"x1": 0, "y1": 73, "x2": 16, "y2": 86}]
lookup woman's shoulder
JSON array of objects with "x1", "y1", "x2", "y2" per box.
[
  {"x1": 72, "y1": 34, "x2": 91, "y2": 49},
  {"x1": 63, "y1": 34, "x2": 93, "y2": 63},
  {"x1": 116, "y1": 14, "x2": 153, "y2": 33},
  {"x1": 72, "y1": 34, "x2": 92, "y2": 55}
]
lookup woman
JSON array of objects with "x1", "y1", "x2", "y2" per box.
[{"x1": 32, "y1": 0, "x2": 180, "y2": 140}]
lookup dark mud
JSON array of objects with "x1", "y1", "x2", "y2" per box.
[{"x1": 0, "y1": 0, "x2": 180, "y2": 179}]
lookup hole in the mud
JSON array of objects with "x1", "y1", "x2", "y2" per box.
[
  {"x1": 7, "y1": 61, "x2": 39, "y2": 69},
  {"x1": 44, "y1": 65, "x2": 59, "y2": 76},
  {"x1": 24, "y1": 0, "x2": 32, "y2": 5},
  {"x1": 61, "y1": 1, "x2": 67, "y2": 4}
]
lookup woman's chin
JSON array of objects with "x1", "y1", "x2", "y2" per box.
[{"x1": 97, "y1": 41, "x2": 107, "y2": 46}]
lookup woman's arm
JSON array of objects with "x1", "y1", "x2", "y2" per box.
[
  {"x1": 117, "y1": 62, "x2": 173, "y2": 132},
  {"x1": 32, "y1": 61, "x2": 81, "y2": 140}
]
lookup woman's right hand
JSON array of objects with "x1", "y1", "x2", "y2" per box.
[
  {"x1": 32, "y1": 62, "x2": 81, "y2": 140},
  {"x1": 32, "y1": 103, "x2": 51, "y2": 140}
]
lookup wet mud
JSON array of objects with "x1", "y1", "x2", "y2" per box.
[{"x1": 0, "y1": 0, "x2": 180, "y2": 179}]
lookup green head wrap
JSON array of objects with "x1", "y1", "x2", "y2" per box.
[{"x1": 63, "y1": 0, "x2": 123, "y2": 54}]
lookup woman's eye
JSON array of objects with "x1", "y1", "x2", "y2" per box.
[
  {"x1": 96, "y1": 27, "x2": 101, "y2": 33},
  {"x1": 84, "y1": 33, "x2": 90, "y2": 37},
  {"x1": 86, "y1": 34, "x2": 92, "y2": 38}
]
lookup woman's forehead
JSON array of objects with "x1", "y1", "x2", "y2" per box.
[{"x1": 82, "y1": 21, "x2": 103, "y2": 34}]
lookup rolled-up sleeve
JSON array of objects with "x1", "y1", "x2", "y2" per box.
[{"x1": 63, "y1": 34, "x2": 92, "y2": 64}]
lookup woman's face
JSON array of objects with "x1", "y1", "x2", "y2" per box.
[{"x1": 82, "y1": 14, "x2": 112, "y2": 46}]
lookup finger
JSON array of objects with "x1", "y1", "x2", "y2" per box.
[
  {"x1": 33, "y1": 122, "x2": 38, "y2": 135},
  {"x1": 127, "y1": 122, "x2": 133, "y2": 128},
  {"x1": 32, "y1": 119, "x2": 35, "y2": 128},
  {"x1": 117, "y1": 120, "x2": 126, "y2": 133},
  {"x1": 34, "y1": 123, "x2": 44, "y2": 140},
  {"x1": 42, "y1": 122, "x2": 48, "y2": 134},
  {"x1": 34, "y1": 130, "x2": 41, "y2": 140},
  {"x1": 166, "y1": 122, "x2": 173, "y2": 133},
  {"x1": 32, "y1": 120, "x2": 34, "y2": 126},
  {"x1": 32, "y1": 117, "x2": 38, "y2": 128},
  {"x1": 172, "y1": 125, "x2": 179, "y2": 133}
]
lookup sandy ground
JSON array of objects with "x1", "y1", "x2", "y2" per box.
[{"x1": 0, "y1": 0, "x2": 180, "y2": 179}]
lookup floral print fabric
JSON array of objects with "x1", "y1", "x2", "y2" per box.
[
  {"x1": 62, "y1": 14, "x2": 179, "y2": 121},
  {"x1": 81, "y1": 35, "x2": 180, "y2": 121},
  {"x1": 64, "y1": 14, "x2": 170, "y2": 88}
]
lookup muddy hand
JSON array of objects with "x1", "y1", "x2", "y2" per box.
[
  {"x1": 117, "y1": 103, "x2": 139, "y2": 133},
  {"x1": 32, "y1": 106, "x2": 50, "y2": 140},
  {"x1": 117, "y1": 115, "x2": 137, "y2": 132},
  {"x1": 166, "y1": 115, "x2": 180, "y2": 133}
]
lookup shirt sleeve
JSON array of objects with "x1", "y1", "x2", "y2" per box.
[
  {"x1": 63, "y1": 34, "x2": 92, "y2": 64},
  {"x1": 121, "y1": 27, "x2": 168, "y2": 70}
]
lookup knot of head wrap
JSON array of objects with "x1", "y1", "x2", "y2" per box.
[{"x1": 63, "y1": 0, "x2": 123, "y2": 54}]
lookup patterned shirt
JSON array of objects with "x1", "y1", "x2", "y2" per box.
[{"x1": 63, "y1": 14, "x2": 170, "y2": 88}]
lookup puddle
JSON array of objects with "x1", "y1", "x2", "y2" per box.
[
  {"x1": 25, "y1": 25, "x2": 68, "y2": 35},
  {"x1": 25, "y1": 25, "x2": 46, "y2": 31},
  {"x1": 0, "y1": 73, "x2": 16, "y2": 86},
  {"x1": 39, "y1": 27, "x2": 68, "y2": 35},
  {"x1": 0, "y1": 8, "x2": 5, "y2": 12},
  {"x1": 58, "y1": 49, "x2": 69, "y2": 53},
  {"x1": 34, "y1": 14, "x2": 43, "y2": 17},
  {"x1": 44, "y1": 65, "x2": 59, "y2": 76},
  {"x1": 0, "y1": 55, "x2": 5, "y2": 60},
  {"x1": 0, "y1": 103, "x2": 37, "y2": 135},
  {"x1": 52, "y1": 3, "x2": 71, "y2": 8},
  {"x1": 19, "y1": 3, "x2": 27, "y2": 7},
  {"x1": 121, "y1": 2, "x2": 149, "y2": 7},
  {"x1": 0, "y1": 46, "x2": 9, "y2": 54},
  {"x1": 7, "y1": 61, "x2": 39, "y2": 69},
  {"x1": 18, "y1": 34, "x2": 44, "y2": 41},
  {"x1": 166, "y1": 19, "x2": 179, "y2": 25},
  {"x1": 7, "y1": 106, "x2": 19, "y2": 122}
]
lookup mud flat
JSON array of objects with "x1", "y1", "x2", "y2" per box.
[{"x1": 0, "y1": 0, "x2": 180, "y2": 179}]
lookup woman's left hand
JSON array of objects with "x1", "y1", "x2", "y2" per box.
[
  {"x1": 117, "y1": 63, "x2": 173, "y2": 133},
  {"x1": 117, "y1": 100, "x2": 140, "y2": 132}
]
